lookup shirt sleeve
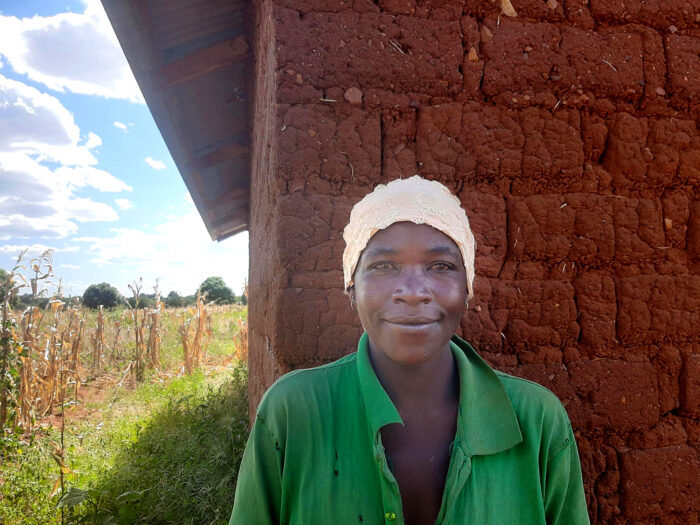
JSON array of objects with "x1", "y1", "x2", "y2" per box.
[
  {"x1": 543, "y1": 425, "x2": 590, "y2": 525},
  {"x1": 229, "y1": 415, "x2": 283, "y2": 525}
]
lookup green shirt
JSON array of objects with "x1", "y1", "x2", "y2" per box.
[{"x1": 230, "y1": 334, "x2": 589, "y2": 525}]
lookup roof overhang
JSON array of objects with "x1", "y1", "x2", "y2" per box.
[{"x1": 102, "y1": 0, "x2": 253, "y2": 241}]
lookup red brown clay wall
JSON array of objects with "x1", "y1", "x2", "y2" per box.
[{"x1": 247, "y1": 1, "x2": 699, "y2": 522}]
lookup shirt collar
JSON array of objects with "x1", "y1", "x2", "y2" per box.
[{"x1": 355, "y1": 332, "x2": 522, "y2": 455}]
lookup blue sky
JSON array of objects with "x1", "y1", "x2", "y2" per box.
[{"x1": 0, "y1": 0, "x2": 249, "y2": 297}]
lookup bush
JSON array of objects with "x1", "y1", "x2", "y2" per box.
[{"x1": 82, "y1": 283, "x2": 121, "y2": 309}]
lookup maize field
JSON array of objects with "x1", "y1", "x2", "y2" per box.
[{"x1": 0, "y1": 250, "x2": 248, "y2": 441}]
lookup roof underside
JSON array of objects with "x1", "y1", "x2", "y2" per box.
[{"x1": 102, "y1": 0, "x2": 252, "y2": 241}]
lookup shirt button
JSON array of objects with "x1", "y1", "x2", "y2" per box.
[{"x1": 385, "y1": 511, "x2": 397, "y2": 521}]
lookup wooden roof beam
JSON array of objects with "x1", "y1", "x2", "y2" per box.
[
  {"x1": 157, "y1": 35, "x2": 249, "y2": 87},
  {"x1": 205, "y1": 188, "x2": 249, "y2": 212},
  {"x1": 192, "y1": 141, "x2": 249, "y2": 171}
]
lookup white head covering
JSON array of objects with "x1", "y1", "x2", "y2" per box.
[{"x1": 343, "y1": 175, "x2": 476, "y2": 298}]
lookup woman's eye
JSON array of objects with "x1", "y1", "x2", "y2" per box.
[
  {"x1": 429, "y1": 262, "x2": 453, "y2": 271},
  {"x1": 371, "y1": 262, "x2": 395, "y2": 270}
]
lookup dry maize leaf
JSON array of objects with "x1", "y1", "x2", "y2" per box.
[
  {"x1": 468, "y1": 47, "x2": 479, "y2": 62},
  {"x1": 49, "y1": 476, "x2": 62, "y2": 498},
  {"x1": 501, "y1": 0, "x2": 518, "y2": 17}
]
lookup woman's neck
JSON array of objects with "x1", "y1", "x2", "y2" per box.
[{"x1": 368, "y1": 342, "x2": 459, "y2": 415}]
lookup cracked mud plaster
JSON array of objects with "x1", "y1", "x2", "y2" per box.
[{"x1": 248, "y1": 2, "x2": 700, "y2": 522}]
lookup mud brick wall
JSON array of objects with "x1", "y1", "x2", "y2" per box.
[{"x1": 247, "y1": 1, "x2": 699, "y2": 522}]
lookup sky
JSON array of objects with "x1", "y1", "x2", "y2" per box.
[{"x1": 0, "y1": 0, "x2": 249, "y2": 297}]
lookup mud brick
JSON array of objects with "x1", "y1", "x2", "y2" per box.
[
  {"x1": 666, "y1": 35, "x2": 700, "y2": 110},
  {"x1": 654, "y1": 345, "x2": 683, "y2": 415},
  {"x1": 481, "y1": 19, "x2": 566, "y2": 99},
  {"x1": 680, "y1": 352, "x2": 700, "y2": 418},
  {"x1": 377, "y1": 0, "x2": 463, "y2": 19},
  {"x1": 277, "y1": 104, "x2": 380, "y2": 191},
  {"x1": 628, "y1": 415, "x2": 688, "y2": 450},
  {"x1": 661, "y1": 190, "x2": 691, "y2": 248},
  {"x1": 492, "y1": 279, "x2": 579, "y2": 348},
  {"x1": 617, "y1": 275, "x2": 700, "y2": 344},
  {"x1": 508, "y1": 193, "x2": 614, "y2": 263},
  {"x1": 275, "y1": 9, "x2": 463, "y2": 97},
  {"x1": 690, "y1": 202, "x2": 700, "y2": 261},
  {"x1": 381, "y1": 109, "x2": 418, "y2": 179},
  {"x1": 458, "y1": 186, "x2": 507, "y2": 278},
  {"x1": 464, "y1": 0, "x2": 566, "y2": 22},
  {"x1": 613, "y1": 197, "x2": 665, "y2": 263},
  {"x1": 559, "y1": 27, "x2": 644, "y2": 101},
  {"x1": 630, "y1": 25, "x2": 667, "y2": 111},
  {"x1": 567, "y1": 359, "x2": 659, "y2": 432},
  {"x1": 415, "y1": 102, "x2": 524, "y2": 181},
  {"x1": 278, "y1": 286, "x2": 362, "y2": 366},
  {"x1": 647, "y1": 119, "x2": 699, "y2": 184},
  {"x1": 563, "y1": 0, "x2": 595, "y2": 29},
  {"x1": 504, "y1": 363, "x2": 577, "y2": 405},
  {"x1": 460, "y1": 16, "x2": 483, "y2": 97},
  {"x1": 581, "y1": 112, "x2": 607, "y2": 161},
  {"x1": 589, "y1": 0, "x2": 698, "y2": 31},
  {"x1": 275, "y1": 0, "x2": 370, "y2": 13},
  {"x1": 520, "y1": 107, "x2": 583, "y2": 180},
  {"x1": 603, "y1": 113, "x2": 648, "y2": 186},
  {"x1": 620, "y1": 446, "x2": 699, "y2": 519},
  {"x1": 460, "y1": 276, "x2": 505, "y2": 352},
  {"x1": 573, "y1": 272, "x2": 616, "y2": 348}
]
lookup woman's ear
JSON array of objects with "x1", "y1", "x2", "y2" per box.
[{"x1": 348, "y1": 287, "x2": 356, "y2": 311}]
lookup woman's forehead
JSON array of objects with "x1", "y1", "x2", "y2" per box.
[{"x1": 362, "y1": 222, "x2": 461, "y2": 256}]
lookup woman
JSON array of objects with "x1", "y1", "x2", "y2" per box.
[{"x1": 230, "y1": 176, "x2": 589, "y2": 525}]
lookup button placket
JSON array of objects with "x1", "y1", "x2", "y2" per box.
[{"x1": 375, "y1": 436, "x2": 404, "y2": 524}]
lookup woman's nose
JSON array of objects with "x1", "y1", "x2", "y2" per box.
[{"x1": 392, "y1": 269, "x2": 432, "y2": 304}]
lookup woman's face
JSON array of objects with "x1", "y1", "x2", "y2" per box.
[{"x1": 351, "y1": 222, "x2": 468, "y2": 368}]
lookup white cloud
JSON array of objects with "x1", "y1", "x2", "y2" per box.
[
  {"x1": 115, "y1": 198, "x2": 132, "y2": 210},
  {"x1": 113, "y1": 121, "x2": 127, "y2": 132},
  {"x1": 60, "y1": 263, "x2": 81, "y2": 269},
  {"x1": 0, "y1": 73, "x2": 130, "y2": 239},
  {"x1": 0, "y1": 0, "x2": 143, "y2": 102},
  {"x1": 0, "y1": 74, "x2": 107, "y2": 166},
  {"x1": 145, "y1": 157, "x2": 166, "y2": 170},
  {"x1": 84, "y1": 131, "x2": 101, "y2": 149},
  {"x1": 0, "y1": 243, "x2": 56, "y2": 255},
  {"x1": 56, "y1": 165, "x2": 132, "y2": 193},
  {"x1": 0, "y1": 152, "x2": 120, "y2": 238},
  {"x1": 72, "y1": 210, "x2": 249, "y2": 295}
]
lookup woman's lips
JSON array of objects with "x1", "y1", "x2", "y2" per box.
[{"x1": 384, "y1": 317, "x2": 439, "y2": 330}]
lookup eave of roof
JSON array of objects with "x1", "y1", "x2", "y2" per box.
[{"x1": 102, "y1": 0, "x2": 252, "y2": 241}]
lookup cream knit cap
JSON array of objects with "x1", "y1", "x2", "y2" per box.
[{"x1": 343, "y1": 175, "x2": 476, "y2": 298}]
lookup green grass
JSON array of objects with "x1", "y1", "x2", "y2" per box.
[{"x1": 0, "y1": 365, "x2": 249, "y2": 525}]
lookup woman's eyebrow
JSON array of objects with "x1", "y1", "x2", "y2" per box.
[
  {"x1": 427, "y1": 245, "x2": 460, "y2": 256},
  {"x1": 363, "y1": 247, "x2": 397, "y2": 258}
]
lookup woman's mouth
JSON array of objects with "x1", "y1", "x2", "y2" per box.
[{"x1": 384, "y1": 317, "x2": 439, "y2": 330}]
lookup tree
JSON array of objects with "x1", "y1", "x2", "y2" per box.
[
  {"x1": 165, "y1": 290, "x2": 183, "y2": 308},
  {"x1": 0, "y1": 269, "x2": 9, "y2": 303},
  {"x1": 82, "y1": 282, "x2": 121, "y2": 309},
  {"x1": 198, "y1": 277, "x2": 234, "y2": 304}
]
